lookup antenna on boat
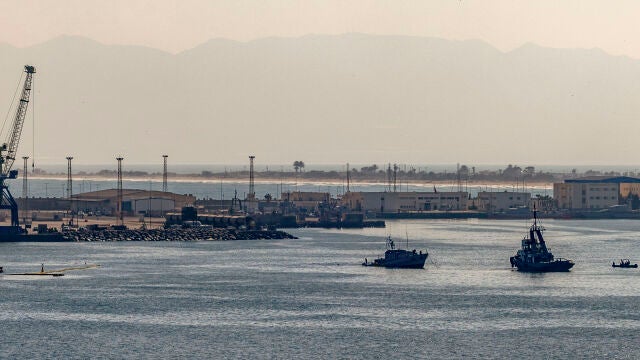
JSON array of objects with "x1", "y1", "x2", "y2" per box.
[{"x1": 405, "y1": 227, "x2": 409, "y2": 249}]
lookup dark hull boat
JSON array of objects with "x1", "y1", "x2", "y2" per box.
[
  {"x1": 510, "y1": 256, "x2": 574, "y2": 272},
  {"x1": 510, "y1": 207, "x2": 574, "y2": 272},
  {"x1": 612, "y1": 260, "x2": 638, "y2": 268},
  {"x1": 363, "y1": 236, "x2": 428, "y2": 269},
  {"x1": 0, "y1": 226, "x2": 66, "y2": 242}
]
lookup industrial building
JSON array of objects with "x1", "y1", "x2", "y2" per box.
[
  {"x1": 18, "y1": 189, "x2": 195, "y2": 216},
  {"x1": 474, "y1": 191, "x2": 531, "y2": 212},
  {"x1": 341, "y1": 191, "x2": 468, "y2": 213},
  {"x1": 281, "y1": 191, "x2": 331, "y2": 211},
  {"x1": 553, "y1": 176, "x2": 640, "y2": 209},
  {"x1": 72, "y1": 189, "x2": 195, "y2": 215}
]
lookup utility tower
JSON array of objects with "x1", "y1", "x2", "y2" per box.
[
  {"x1": 247, "y1": 156, "x2": 256, "y2": 213},
  {"x1": 116, "y1": 157, "x2": 124, "y2": 225},
  {"x1": 248, "y1": 156, "x2": 255, "y2": 199},
  {"x1": 162, "y1": 154, "x2": 168, "y2": 192},
  {"x1": 66, "y1": 156, "x2": 73, "y2": 198},
  {"x1": 456, "y1": 163, "x2": 462, "y2": 192},
  {"x1": 22, "y1": 156, "x2": 28, "y2": 225},
  {"x1": 66, "y1": 156, "x2": 73, "y2": 225},
  {"x1": 393, "y1": 164, "x2": 398, "y2": 192},
  {"x1": 346, "y1": 163, "x2": 350, "y2": 193}
]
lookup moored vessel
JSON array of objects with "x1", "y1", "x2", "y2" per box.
[
  {"x1": 0, "y1": 226, "x2": 66, "y2": 242},
  {"x1": 363, "y1": 236, "x2": 428, "y2": 269},
  {"x1": 509, "y1": 207, "x2": 574, "y2": 272}
]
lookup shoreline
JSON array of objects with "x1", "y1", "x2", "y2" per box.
[{"x1": 25, "y1": 174, "x2": 553, "y2": 189}]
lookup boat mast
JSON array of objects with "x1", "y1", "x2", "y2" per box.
[{"x1": 405, "y1": 229, "x2": 409, "y2": 249}]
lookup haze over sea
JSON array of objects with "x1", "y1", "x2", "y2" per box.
[
  {"x1": 13, "y1": 162, "x2": 615, "y2": 200},
  {"x1": 33, "y1": 163, "x2": 640, "y2": 175},
  {"x1": 20, "y1": 178, "x2": 552, "y2": 201},
  {"x1": 21, "y1": 162, "x2": 640, "y2": 199},
  {"x1": 1, "y1": 219, "x2": 639, "y2": 358}
]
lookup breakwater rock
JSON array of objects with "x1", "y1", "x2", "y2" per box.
[{"x1": 61, "y1": 228, "x2": 297, "y2": 242}]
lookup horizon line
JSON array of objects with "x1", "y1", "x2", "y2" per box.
[{"x1": 0, "y1": 33, "x2": 632, "y2": 61}]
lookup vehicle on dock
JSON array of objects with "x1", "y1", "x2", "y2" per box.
[
  {"x1": 362, "y1": 236, "x2": 428, "y2": 269},
  {"x1": 612, "y1": 259, "x2": 638, "y2": 268},
  {"x1": 509, "y1": 206, "x2": 574, "y2": 272}
]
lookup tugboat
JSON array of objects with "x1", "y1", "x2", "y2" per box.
[
  {"x1": 612, "y1": 259, "x2": 638, "y2": 268},
  {"x1": 509, "y1": 206, "x2": 574, "y2": 272},
  {"x1": 362, "y1": 236, "x2": 428, "y2": 269}
]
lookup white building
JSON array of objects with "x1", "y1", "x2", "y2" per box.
[
  {"x1": 341, "y1": 191, "x2": 468, "y2": 212},
  {"x1": 552, "y1": 176, "x2": 640, "y2": 209},
  {"x1": 474, "y1": 191, "x2": 531, "y2": 212}
]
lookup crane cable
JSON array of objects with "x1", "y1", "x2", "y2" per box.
[{"x1": 1, "y1": 71, "x2": 25, "y2": 143}]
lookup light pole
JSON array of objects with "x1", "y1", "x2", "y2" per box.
[
  {"x1": 66, "y1": 156, "x2": 73, "y2": 226},
  {"x1": 22, "y1": 156, "x2": 29, "y2": 229},
  {"x1": 162, "y1": 155, "x2": 168, "y2": 192},
  {"x1": 116, "y1": 157, "x2": 124, "y2": 226}
]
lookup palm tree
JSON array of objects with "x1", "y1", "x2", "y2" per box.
[{"x1": 293, "y1": 160, "x2": 305, "y2": 173}]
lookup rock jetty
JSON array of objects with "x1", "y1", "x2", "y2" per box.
[{"x1": 61, "y1": 228, "x2": 297, "y2": 242}]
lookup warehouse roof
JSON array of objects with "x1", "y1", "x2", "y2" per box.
[{"x1": 564, "y1": 176, "x2": 640, "y2": 184}]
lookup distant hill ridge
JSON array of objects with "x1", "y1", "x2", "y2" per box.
[{"x1": 1, "y1": 33, "x2": 638, "y2": 165}]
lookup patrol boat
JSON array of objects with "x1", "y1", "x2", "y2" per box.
[
  {"x1": 362, "y1": 236, "x2": 428, "y2": 269},
  {"x1": 509, "y1": 207, "x2": 574, "y2": 272}
]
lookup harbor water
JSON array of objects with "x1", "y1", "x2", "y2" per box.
[{"x1": 1, "y1": 219, "x2": 638, "y2": 358}]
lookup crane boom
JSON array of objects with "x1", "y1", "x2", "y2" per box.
[
  {"x1": 1, "y1": 65, "x2": 35, "y2": 176},
  {"x1": 0, "y1": 65, "x2": 36, "y2": 228}
]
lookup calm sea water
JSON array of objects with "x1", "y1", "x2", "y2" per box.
[{"x1": 1, "y1": 219, "x2": 639, "y2": 359}]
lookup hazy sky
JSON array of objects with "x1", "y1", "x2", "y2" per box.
[
  {"x1": 1, "y1": 0, "x2": 639, "y2": 57},
  {"x1": 3, "y1": 0, "x2": 640, "y2": 167}
]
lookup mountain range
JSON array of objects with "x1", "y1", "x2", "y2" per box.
[{"x1": 1, "y1": 33, "x2": 639, "y2": 166}]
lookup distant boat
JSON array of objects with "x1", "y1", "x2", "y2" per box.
[
  {"x1": 509, "y1": 207, "x2": 574, "y2": 272},
  {"x1": 612, "y1": 259, "x2": 638, "y2": 268},
  {"x1": 1, "y1": 263, "x2": 99, "y2": 277},
  {"x1": 362, "y1": 236, "x2": 428, "y2": 269}
]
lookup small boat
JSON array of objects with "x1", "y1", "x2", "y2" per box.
[
  {"x1": 362, "y1": 235, "x2": 428, "y2": 269},
  {"x1": 5, "y1": 272, "x2": 65, "y2": 277},
  {"x1": 509, "y1": 206, "x2": 574, "y2": 272},
  {"x1": 612, "y1": 259, "x2": 638, "y2": 268}
]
